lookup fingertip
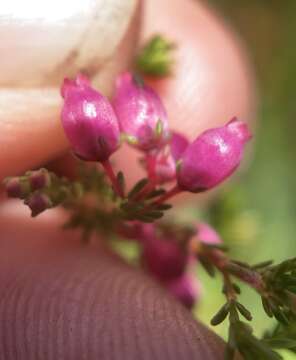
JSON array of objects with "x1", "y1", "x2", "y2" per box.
[
  {"x1": 0, "y1": 241, "x2": 227, "y2": 360},
  {"x1": 0, "y1": 1, "x2": 141, "y2": 180}
]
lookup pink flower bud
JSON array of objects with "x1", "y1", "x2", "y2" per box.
[
  {"x1": 166, "y1": 274, "x2": 201, "y2": 310},
  {"x1": 29, "y1": 169, "x2": 51, "y2": 191},
  {"x1": 113, "y1": 72, "x2": 170, "y2": 151},
  {"x1": 177, "y1": 118, "x2": 252, "y2": 192},
  {"x1": 4, "y1": 177, "x2": 23, "y2": 198},
  {"x1": 142, "y1": 230, "x2": 189, "y2": 282},
  {"x1": 196, "y1": 223, "x2": 222, "y2": 245},
  {"x1": 150, "y1": 131, "x2": 189, "y2": 184},
  {"x1": 61, "y1": 74, "x2": 120, "y2": 162},
  {"x1": 154, "y1": 149, "x2": 176, "y2": 184},
  {"x1": 25, "y1": 193, "x2": 53, "y2": 217}
]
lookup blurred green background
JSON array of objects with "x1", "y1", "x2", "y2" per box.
[{"x1": 195, "y1": 1, "x2": 296, "y2": 358}]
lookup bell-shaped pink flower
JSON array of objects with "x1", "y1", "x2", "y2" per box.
[
  {"x1": 177, "y1": 118, "x2": 251, "y2": 192},
  {"x1": 141, "y1": 228, "x2": 189, "y2": 282},
  {"x1": 166, "y1": 274, "x2": 201, "y2": 310},
  {"x1": 61, "y1": 74, "x2": 120, "y2": 162},
  {"x1": 113, "y1": 72, "x2": 170, "y2": 151}
]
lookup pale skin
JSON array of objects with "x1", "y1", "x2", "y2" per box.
[{"x1": 0, "y1": 0, "x2": 253, "y2": 358}]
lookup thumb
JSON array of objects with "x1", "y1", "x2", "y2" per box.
[
  {"x1": 0, "y1": 202, "x2": 242, "y2": 359},
  {"x1": 0, "y1": 0, "x2": 140, "y2": 180}
]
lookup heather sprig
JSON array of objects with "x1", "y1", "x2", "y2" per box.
[
  {"x1": 194, "y1": 239, "x2": 296, "y2": 359},
  {"x1": 2, "y1": 36, "x2": 295, "y2": 360},
  {"x1": 4, "y1": 169, "x2": 83, "y2": 216}
]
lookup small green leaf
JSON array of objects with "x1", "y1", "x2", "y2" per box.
[
  {"x1": 253, "y1": 260, "x2": 274, "y2": 270},
  {"x1": 236, "y1": 302, "x2": 253, "y2": 321},
  {"x1": 262, "y1": 297, "x2": 274, "y2": 318},
  {"x1": 264, "y1": 337, "x2": 296, "y2": 349},
  {"x1": 154, "y1": 203, "x2": 172, "y2": 211},
  {"x1": 141, "y1": 211, "x2": 164, "y2": 220},
  {"x1": 146, "y1": 188, "x2": 166, "y2": 199},
  {"x1": 211, "y1": 303, "x2": 230, "y2": 326},
  {"x1": 205, "y1": 243, "x2": 229, "y2": 252},
  {"x1": 128, "y1": 178, "x2": 149, "y2": 199},
  {"x1": 117, "y1": 171, "x2": 125, "y2": 195},
  {"x1": 232, "y1": 283, "x2": 241, "y2": 294},
  {"x1": 231, "y1": 260, "x2": 251, "y2": 269},
  {"x1": 135, "y1": 215, "x2": 155, "y2": 223},
  {"x1": 199, "y1": 257, "x2": 215, "y2": 277},
  {"x1": 273, "y1": 309, "x2": 290, "y2": 326}
]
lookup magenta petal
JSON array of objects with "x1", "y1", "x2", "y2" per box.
[
  {"x1": 113, "y1": 72, "x2": 170, "y2": 151},
  {"x1": 170, "y1": 131, "x2": 189, "y2": 162},
  {"x1": 177, "y1": 118, "x2": 251, "y2": 192},
  {"x1": 61, "y1": 74, "x2": 90, "y2": 98},
  {"x1": 154, "y1": 150, "x2": 176, "y2": 184},
  {"x1": 61, "y1": 74, "x2": 120, "y2": 162},
  {"x1": 196, "y1": 223, "x2": 222, "y2": 245},
  {"x1": 226, "y1": 117, "x2": 252, "y2": 142},
  {"x1": 145, "y1": 131, "x2": 189, "y2": 185}
]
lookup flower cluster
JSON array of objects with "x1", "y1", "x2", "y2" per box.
[{"x1": 61, "y1": 72, "x2": 251, "y2": 201}]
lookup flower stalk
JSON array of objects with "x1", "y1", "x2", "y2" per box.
[{"x1": 101, "y1": 160, "x2": 124, "y2": 198}]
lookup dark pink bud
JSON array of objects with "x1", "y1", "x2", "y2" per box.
[
  {"x1": 61, "y1": 74, "x2": 120, "y2": 162},
  {"x1": 142, "y1": 230, "x2": 189, "y2": 281},
  {"x1": 113, "y1": 72, "x2": 170, "y2": 151},
  {"x1": 166, "y1": 274, "x2": 201, "y2": 310},
  {"x1": 196, "y1": 223, "x2": 222, "y2": 245},
  {"x1": 4, "y1": 177, "x2": 32, "y2": 199},
  {"x1": 177, "y1": 118, "x2": 252, "y2": 192},
  {"x1": 29, "y1": 169, "x2": 51, "y2": 191},
  {"x1": 25, "y1": 193, "x2": 53, "y2": 217},
  {"x1": 4, "y1": 177, "x2": 23, "y2": 198}
]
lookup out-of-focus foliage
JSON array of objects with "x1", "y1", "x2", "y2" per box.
[{"x1": 196, "y1": 1, "x2": 296, "y2": 359}]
